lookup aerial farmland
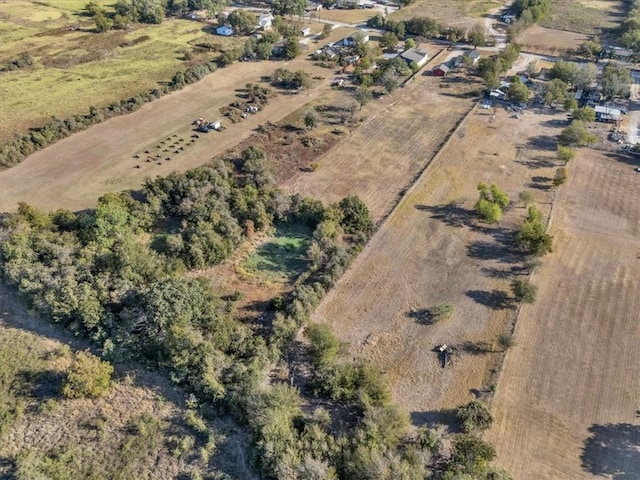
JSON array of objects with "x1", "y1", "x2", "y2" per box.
[{"x1": 0, "y1": 0, "x2": 639, "y2": 478}]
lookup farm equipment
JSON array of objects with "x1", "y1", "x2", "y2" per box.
[
  {"x1": 438, "y1": 344, "x2": 452, "y2": 368},
  {"x1": 193, "y1": 118, "x2": 222, "y2": 133}
]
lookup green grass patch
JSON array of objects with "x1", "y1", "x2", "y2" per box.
[
  {"x1": 0, "y1": 327, "x2": 53, "y2": 437},
  {"x1": 0, "y1": 2, "x2": 241, "y2": 142},
  {"x1": 244, "y1": 225, "x2": 312, "y2": 282}
]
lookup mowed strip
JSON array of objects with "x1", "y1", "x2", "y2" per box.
[
  {"x1": 0, "y1": 37, "x2": 356, "y2": 212},
  {"x1": 488, "y1": 148, "x2": 640, "y2": 479},
  {"x1": 311, "y1": 106, "x2": 563, "y2": 415}
]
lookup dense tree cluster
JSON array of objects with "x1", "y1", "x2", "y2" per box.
[
  {"x1": 476, "y1": 43, "x2": 521, "y2": 89},
  {"x1": 368, "y1": 14, "x2": 486, "y2": 49},
  {"x1": 475, "y1": 183, "x2": 509, "y2": 223},
  {"x1": 507, "y1": 0, "x2": 551, "y2": 39},
  {"x1": 549, "y1": 60, "x2": 598, "y2": 90},
  {"x1": 620, "y1": 0, "x2": 640, "y2": 53},
  {"x1": 516, "y1": 206, "x2": 553, "y2": 255}
]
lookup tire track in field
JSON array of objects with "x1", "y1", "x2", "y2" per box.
[{"x1": 489, "y1": 148, "x2": 640, "y2": 479}]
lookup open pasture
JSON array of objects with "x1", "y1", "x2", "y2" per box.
[
  {"x1": 516, "y1": 25, "x2": 589, "y2": 55},
  {"x1": 310, "y1": 102, "x2": 565, "y2": 416},
  {"x1": 540, "y1": 0, "x2": 626, "y2": 35},
  {"x1": 488, "y1": 147, "x2": 640, "y2": 479},
  {"x1": 0, "y1": 1, "x2": 239, "y2": 142},
  {"x1": 390, "y1": 0, "x2": 508, "y2": 29},
  {"x1": 0, "y1": 27, "x2": 360, "y2": 212}
]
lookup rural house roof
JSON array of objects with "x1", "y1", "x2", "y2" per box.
[
  {"x1": 400, "y1": 48, "x2": 429, "y2": 64},
  {"x1": 434, "y1": 64, "x2": 450, "y2": 73}
]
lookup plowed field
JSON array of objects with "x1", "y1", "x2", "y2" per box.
[{"x1": 488, "y1": 148, "x2": 640, "y2": 479}]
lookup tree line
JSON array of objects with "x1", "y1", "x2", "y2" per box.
[
  {"x1": 367, "y1": 14, "x2": 486, "y2": 49},
  {"x1": 0, "y1": 55, "x2": 227, "y2": 169}
]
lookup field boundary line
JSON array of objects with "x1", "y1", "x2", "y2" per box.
[
  {"x1": 489, "y1": 178, "x2": 563, "y2": 408},
  {"x1": 372, "y1": 99, "x2": 478, "y2": 230}
]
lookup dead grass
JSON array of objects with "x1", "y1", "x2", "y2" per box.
[
  {"x1": 310, "y1": 104, "x2": 567, "y2": 419},
  {"x1": 488, "y1": 147, "x2": 640, "y2": 479},
  {"x1": 539, "y1": 0, "x2": 626, "y2": 35},
  {"x1": 390, "y1": 0, "x2": 509, "y2": 28},
  {"x1": 516, "y1": 26, "x2": 589, "y2": 55},
  {"x1": 0, "y1": 26, "x2": 359, "y2": 213}
]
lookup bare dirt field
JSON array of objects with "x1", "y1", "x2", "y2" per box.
[
  {"x1": 311, "y1": 103, "x2": 566, "y2": 418},
  {"x1": 516, "y1": 26, "x2": 588, "y2": 56},
  {"x1": 0, "y1": 27, "x2": 357, "y2": 213},
  {"x1": 283, "y1": 48, "x2": 477, "y2": 223},
  {"x1": 488, "y1": 147, "x2": 640, "y2": 479}
]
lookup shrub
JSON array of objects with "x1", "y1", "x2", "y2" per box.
[
  {"x1": 428, "y1": 303, "x2": 455, "y2": 323},
  {"x1": 511, "y1": 279, "x2": 537, "y2": 304},
  {"x1": 305, "y1": 324, "x2": 341, "y2": 367},
  {"x1": 62, "y1": 350, "x2": 113, "y2": 399},
  {"x1": 456, "y1": 401, "x2": 493, "y2": 432}
]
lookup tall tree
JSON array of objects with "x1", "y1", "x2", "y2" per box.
[{"x1": 600, "y1": 64, "x2": 632, "y2": 99}]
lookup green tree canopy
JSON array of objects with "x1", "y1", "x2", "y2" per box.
[
  {"x1": 572, "y1": 107, "x2": 595, "y2": 122},
  {"x1": 511, "y1": 279, "x2": 538, "y2": 303},
  {"x1": 456, "y1": 401, "x2": 493, "y2": 432},
  {"x1": 558, "y1": 121, "x2": 597, "y2": 146},
  {"x1": 62, "y1": 350, "x2": 113, "y2": 399},
  {"x1": 227, "y1": 9, "x2": 257, "y2": 35}
]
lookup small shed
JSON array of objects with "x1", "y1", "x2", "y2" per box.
[
  {"x1": 216, "y1": 25, "x2": 233, "y2": 36},
  {"x1": 301, "y1": 27, "x2": 312, "y2": 36},
  {"x1": 432, "y1": 64, "x2": 450, "y2": 76}
]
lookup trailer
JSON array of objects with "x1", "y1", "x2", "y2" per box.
[{"x1": 194, "y1": 118, "x2": 222, "y2": 132}]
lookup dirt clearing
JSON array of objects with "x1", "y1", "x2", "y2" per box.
[
  {"x1": 311, "y1": 104, "x2": 565, "y2": 417},
  {"x1": 488, "y1": 147, "x2": 640, "y2": 479}
]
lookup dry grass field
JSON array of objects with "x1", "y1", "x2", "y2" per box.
[
  {"x1": 0, "y1": 27, "x2": 358, "y2": 213},
  {"x1": 488, "y1": 147, "x2": 640, "y2": 479},
  {"x1": 390, "y1": 0, "x2": 509, "y2": 29},
  {"x1": 540, "y1": 0, "x2": 626, "y2": 35},
  {"x1": 311, "y1": 103, "x2": 566, "y2": 418},
  {"x1": 516, "y1": 26, "x2": 589, "y2": 55},
  {"x1": 0, "y1": 1, "x2": 242, "y2": 142}
]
